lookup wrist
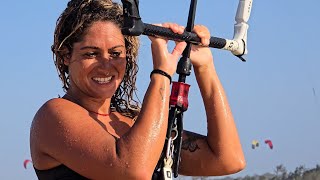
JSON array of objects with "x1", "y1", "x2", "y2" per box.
[
  {"x1": 194, "y1": 61, "x2": 215, "y2": 73},
  {"x1": 150, "y1": 69, "x2": 172, "y2": 84}
]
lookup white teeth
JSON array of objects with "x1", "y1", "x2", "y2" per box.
[{"x1": 93, "y1": 77, "x2": 112, "y2": 84}]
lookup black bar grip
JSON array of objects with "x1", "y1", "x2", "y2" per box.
[{"x1": 143, "y1": 23, "x2": 226, "y2": 49}]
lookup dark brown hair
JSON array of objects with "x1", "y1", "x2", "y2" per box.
[{"x1": 52, "y1": 0, "x2": 140, "y2": 118}]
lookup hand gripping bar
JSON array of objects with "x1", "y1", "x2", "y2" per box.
[{"x1": 121, "y1": 0, "x2": 253, "y2": 61}]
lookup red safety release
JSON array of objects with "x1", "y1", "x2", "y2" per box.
[{"x1": 169, "y1": 82, "x2": 190, "y2": 111}]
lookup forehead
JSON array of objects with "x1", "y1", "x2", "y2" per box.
[{"x1": 80, "y1": 21, "x2": 125, "y2": 46}]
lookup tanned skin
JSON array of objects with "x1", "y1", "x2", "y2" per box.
[{"x1": 30, "y1": 21, "x2": 245, "y2": 180}]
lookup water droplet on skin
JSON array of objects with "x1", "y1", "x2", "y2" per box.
[
  {"x1": 125, "y1": 162, "x2": 130, "y2": 168},
  {"x1": 110, "y1": 163, "x2": 113, "y2": 167}
]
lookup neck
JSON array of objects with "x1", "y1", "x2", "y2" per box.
[{"x1": 87, "y1": 110, "x2": 110, "y2": 116}]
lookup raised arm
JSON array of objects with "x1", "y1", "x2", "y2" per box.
[{"x1": 178, "y1": 25, "x2": 245, "y2": 176}]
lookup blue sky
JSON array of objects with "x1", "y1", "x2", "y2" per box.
[{"x1": 1, "y1": 0, "x2": 319, "y2": 179}]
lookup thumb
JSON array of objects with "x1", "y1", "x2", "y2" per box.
[{"x1": 171, "y1": 41, "x2": 187, "y2": 59}]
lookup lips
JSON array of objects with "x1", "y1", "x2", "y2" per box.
[{"x1": 92, "y1": 76, "x2": 113, "y2": 84}]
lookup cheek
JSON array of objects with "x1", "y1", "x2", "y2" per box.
[
  {"x1": 68, "y1": 60, "x2": 91, "y2": 81},
  {"x1": 120, "y1": 61, "x2": 127, "y2": 72},
  {"x1": 114, "y1": 59, "x2": 127, "y2": 76}
]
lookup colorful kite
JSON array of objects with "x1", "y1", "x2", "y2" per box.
[
  {"x1": 23, "y1": 159, "x2": 32, "y2": 169},
  {"x1": 264, "y1": 139, "x2": 273, "y2": 149},
  {"x1": 251, "y1": 140, "x2": 259, "y2": 149}
]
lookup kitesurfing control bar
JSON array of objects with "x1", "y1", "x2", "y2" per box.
[
  {"x1": 143, "y1": 23, "x2": 227, "y2": 49},
  {"x1": 121, "y1": 0, "x2": 253, "y2": 61}
]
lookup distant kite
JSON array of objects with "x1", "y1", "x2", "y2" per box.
[
  {"x1": 23, "y1": 159, "x2": 32, "y2": 169},
  {"x1": 264, "y1": 139, "x2": 273, "y2": 149},
  {"x1": 251, "y1": 140, "x2": 259, "y2": 149}
]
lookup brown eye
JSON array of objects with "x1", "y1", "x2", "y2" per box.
[
  {"x1": 84, "y1": 52, "x2": 98, "y2": 58},
  {"x1": 110, "y1": 51, "x2": 122, "y2": 58}
]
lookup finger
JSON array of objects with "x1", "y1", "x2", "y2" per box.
[
  {"x1": 148, "y1": 23, "x2": 167, "y2": 42},
  {"x1": 171, "y1": 41, "x2": 187, "y2": 58},
  {"x1": 162, "y1": 22, "x2": 185, "y2": 34},
  {"x1": 178, "y1": 25, "x2": 185, "y2": 34},
  {"x1": 165, "y1": 23, "x2": 179, "y2": 34},
  {"x1": 193, "y1": 25, "x2": 211, "y2": 46}
]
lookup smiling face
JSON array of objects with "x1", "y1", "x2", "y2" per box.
[{"x1": 65, "y1": 21, "x2": 126, "y2": 99}]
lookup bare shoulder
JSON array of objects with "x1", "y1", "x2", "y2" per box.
[
  {"x1": 32, "y1": 98, "x2": 64, "y2": 129},
  {"x1": 31, "y1": 98, "x2": 100, "y2": 167},
  {"x1": 33, "y1": 98, "x2": 75, "y2": 119},
  {"x1": 30, "y1": 98, "x2": 73, "y2": 168},
  {"x1": 32, "y1": 98, "x2": 70, "y2": 135},
  {"x1": 30, "y1": 97, "x2": 128, "y2": 171}
]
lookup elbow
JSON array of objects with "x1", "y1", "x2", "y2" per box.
[
  {"x1": 221, "y1": 155, "x2": 246, "y2": 175},
  {"x1": 228, "y1": 158, "x2": 246, "y2": 174},
  {"x1": 126, "y1": 169, "x2": 153, "y2": 180},
  {"x1": 118, "y1": 162, "x2": 153, "y2": 180},
  {"x1": 205, "y1": 151, "x2": 246, "y2": 176},
  {"x1": 199, "y1": 155, "x2": 246, "y2": 176},
  {"x1": 238, "y1": 159, "x2": 246, "y2": 172}
]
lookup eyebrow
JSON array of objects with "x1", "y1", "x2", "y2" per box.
[{"x1": 80, "y1": 45, "x2": 125, "y2": 50}]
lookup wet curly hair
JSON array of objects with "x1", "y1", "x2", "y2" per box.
[{"x1": 52, "y1": 0, "x2": 140, "y2": 118}]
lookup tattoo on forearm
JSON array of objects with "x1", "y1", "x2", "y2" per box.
[{"x1": 181, "y1": 131, "x2": 204, "y2": 152}]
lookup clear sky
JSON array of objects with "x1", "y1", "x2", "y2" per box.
[{"x1": 1, "y1": 0, "x2": 319, "y2": 179}]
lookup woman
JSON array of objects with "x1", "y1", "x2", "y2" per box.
[{"x1": 30, "y1": 0, "x2": 245, "y2": 179}]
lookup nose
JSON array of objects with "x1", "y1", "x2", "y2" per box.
[
  {"x1": 95, "y1": 55, "x2": 112, "y2": 76},
  {"x1": 98, "y1": 53, "x2": 111, "y2": 68}
]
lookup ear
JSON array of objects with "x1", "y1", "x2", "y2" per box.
[
  {"x1": 60, "y1": 47, "x2": 71, "y2": 66},
  {"x1": 63, "y1": 55, "x2": 71, "y2": 66}
]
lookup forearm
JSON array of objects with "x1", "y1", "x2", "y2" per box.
[
  {"x1": 116, "y1": 74, "x2": 170, "y2": 172},
  {"x1": 194, "y1": 62, "x2": 245, "y2": 164}
]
